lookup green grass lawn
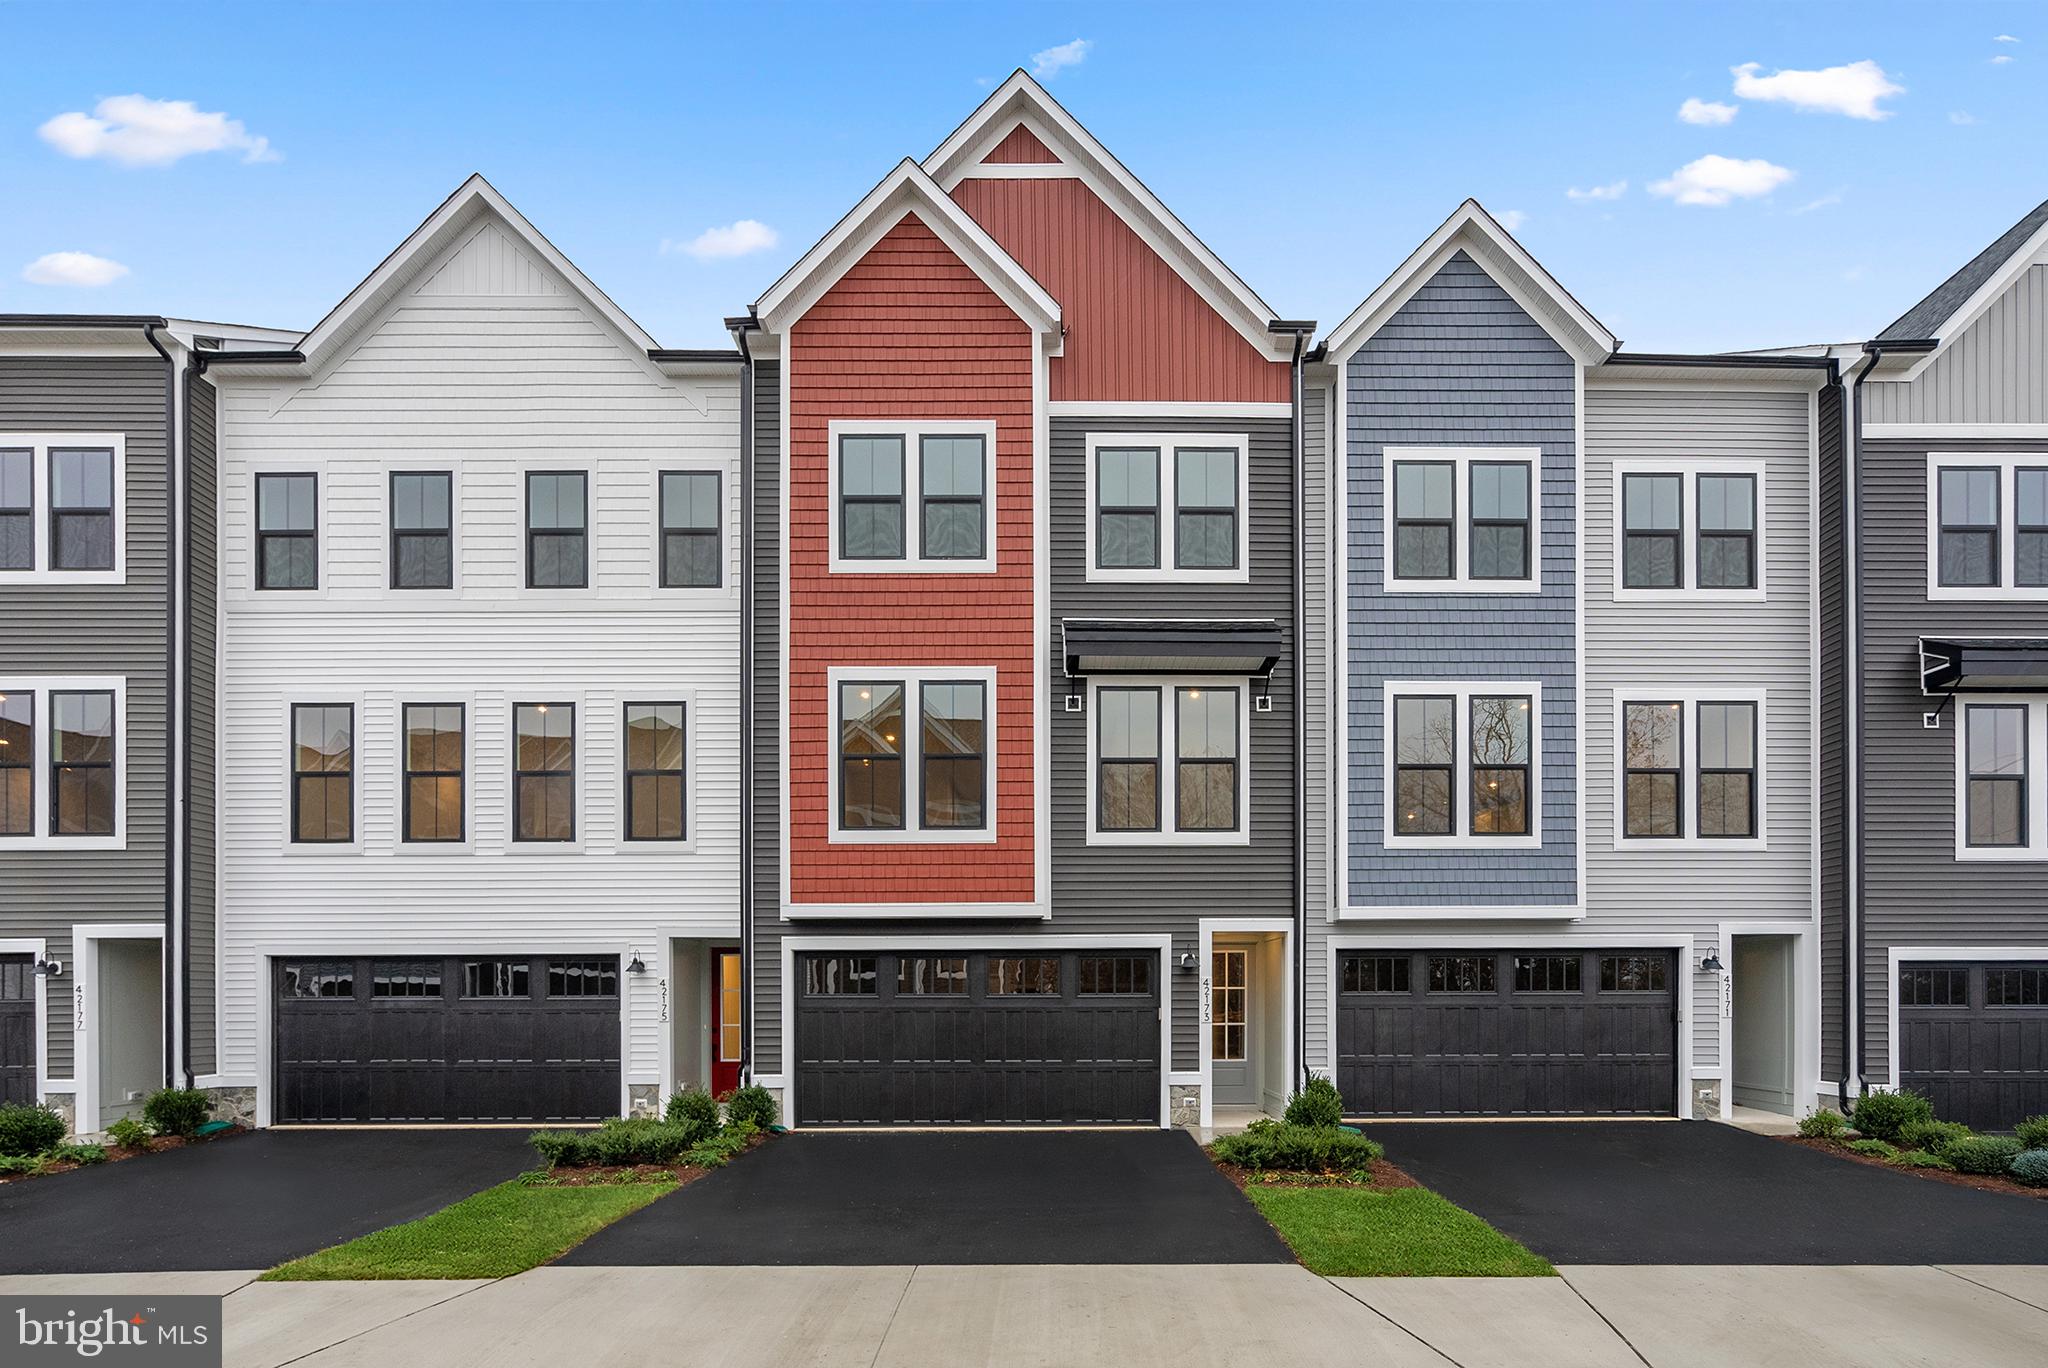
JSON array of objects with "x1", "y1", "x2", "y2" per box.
[
  {"x1": 263, "y1": 1178, "x2": 674, "y2": 1281},
  {"x1": 1245, "y1": 1184, "x2": 1554, "y2": 1278}
]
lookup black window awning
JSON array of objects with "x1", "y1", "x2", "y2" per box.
[
  {"x1": 1062, "y1": 618, "x2": 1283, "y2": 677},
  {"x1": 1920, "y1": 637, "x2": 2048, "y2": 694}
]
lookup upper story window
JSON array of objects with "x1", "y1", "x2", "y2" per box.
[
  {"x1": 1086, "y1": 433, "x2": 1249, "y2": 583},
  {"x1": 402, "y1": 703, "x2": 464, "y2": 843},
  {"x1": 1088, "y1": 678, "x2": 1248, "y2": 845},
  {"x1": 0, "y1": 437, "x2": 124, "y2": 583},
  {"x1": 256, "y1": 473, "x2": 318, "y2": 590},
  {"x1": 0, "y1": 691, "x2": 29, "y2": 836},
  {"x1": 1954, "y1": 700, "x2": 2048, "y2": 858},
  {"x1": 830, "y1": 421, "x2": 996, "y2": 573},
  {"x1": 0, "y1": 679, "x2": 124, "y2": 846},
  {"x1": 390, "y1": 472, "x2": 453, "y2": 590},
  {"x1": 660, "y1": 472, "x2": 721, "y2": 588},
  {"x1": 832, "y1": 669, "x2": 994, "y2": 842},
  {"x1": 526, "y1": 472, "x2": 588, "y2": 589},
  {"x1": 1382, "y1": 447, "x2": 1539, "y2": 593},
  {"x1": 624, "y1": 701, "x2": 687, "y2": 841},
  {"x1": 1384, "y1": 681, "x2": 1541, "y2": 848},
  {"x1": 290, "y1": 703, "x2": 354, "y2": 844},
  {"x1": 1614, "y1": 460, "x2": 1764, "y2": 599},
  {"x1": 1929, "y1": 456, "x2": 2048, "y2": 598},
  {"x1": 1617, "y1": 694, "x2": 1763, "y2": 845},
  {"x1": 50, "y1": 690, "x2": 115, "y2": 835},
  {"x1": 513, "y1": 702, "x2": 576, "y2": 842}
]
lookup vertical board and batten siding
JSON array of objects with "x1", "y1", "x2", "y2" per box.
[
  {"x1": 1865, "y1": 263, "x2": 2048, "y2": 424},
  {"x1": 1857, "y1": 434, "x2": 2048, "y2": 1082},
  {"x1": 1816, "y1": 384, "x2": 1847, "y2": 1083},
  {"x1": 751, "y1": 362, "x2": 786, "y2": 1074},
  {"x1": 1584, "y1": 385, "x2": 1816, "y2": 1075},
  {"x1": 214, "y1": 219, "x2": 741, "y2": 1089},
  {"x1": 0, "y1": 356, "x2": 171, "y2": 1081},
  {"x1": 1345, "y1": 251, "x2": 1578, "y2": 906},
  {"x1": 1301, "y1": 382, "x2": 1332, "y2": 1066},
  {"x1": 1049, "y1": 414, "x2": 1295, "y2": 1073},
  {"x1": 187, "y1": 374, "x2": 220, "y2": 1074}
]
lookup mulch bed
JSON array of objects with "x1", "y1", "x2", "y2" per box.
[
  {"x1": 1214, "y1": 1156, "x2": 1421, "y2": 1191},
  {"x1": 0, "y1": 1125, "x2": 249, "y2": 1185},
  {"x1": 536, "y1": 1127, "x2": 773, "y2": 1188},
  {"x1": 1782, "y1": 1136, "x2": 2048, "y2": 1200}
]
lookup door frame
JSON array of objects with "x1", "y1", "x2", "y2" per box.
[
  {"x1": 0, "y1": 937, "x2": 51, "y2": 1104},
  {"x1": 1198, "y1": 919, "x2": 1294, "y2": 1130},
  {"x1": 1885, "y1": 944, "x2": 2048, "y2": 1095},
  {"x1": 1717, "y1": 921, "x2": 1814, "y2": 1120},
  {"x1": 74, "y1": 924, "x2": 163, "y2": 1136}
]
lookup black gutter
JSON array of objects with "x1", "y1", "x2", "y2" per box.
[
  {"x1": 1862, "y1": 338, "x2": 1937, "y2": 354},
  {"x1": 1603, "y1": 352, "x2": 1837, "y2": 370},
  {"x1": 0, "y1": 313, "x2": 167, "y2": 328},
  {"x1": 1287, "y1": 326, "x2": 1309, "y2": 1094},
  {"x1": 648, "y1": 348, "x2": 745, "y2": 364},
  {"x1": 730, "y1": 313, "x2": 759, "y2": 1088},
  {"x1": 196, "y1": 350, "x2": 305, "y2": 366},
  {"x1": 141, "y1": 322, "x2": 182, "y2": 1092},
  {"x1": 1845, "y1": 345, "x2": 1883, "y2": 1110}
]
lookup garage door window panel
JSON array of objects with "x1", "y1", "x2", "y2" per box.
[
  {"x1": 548, "y1": 960, "x2": 617, "y2": 998},
  {"x1": 1078, "y1": 956, "x2": 1151, "y2": 996},
  {"x1": 806, "y1": 957, "x2": 878, "y2": 996},
  {"x1": 1600, "y1": 956, "x2": 1667, "y2": 992},
  {"x1": 1429, "y1": 955, "x2": 1497, "y2": 993},
  {"x1": 463, "y1": 960, "x2": 531, "y2": 998},
  {"x1": 1341, "y1": 955, "x2": 1411, "y2": 994},
  {"x1": 1987, "y1": 967, "x2": 2048, "y2": 1007},
  {"x1": 988, "y1": 958, "x2": 1060, "y2": 995},
  {"x1": 281, "y1": 960, "x2": 355, "y2": 999},
  {"x1": 1514, "y1": 955, "x2": 1580, "y2": 993},
  {"x1": 373, "y1": 962, "x2": 442, "y2": 999},
  {"x1": 898, "y1": 956, "x2": 967, "y2": 995}
]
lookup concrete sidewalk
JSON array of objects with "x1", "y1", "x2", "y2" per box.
[{"x1": 7, "y1": 1264, "x2": 2047, "y2": 1366}]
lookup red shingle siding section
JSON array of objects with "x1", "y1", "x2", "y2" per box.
[
  {"x1": 951, "y1": 176, "x2": 1287, "y2": 404},
  {"x1": 983, "y1": 124, "x2": 1060, "y2": 164},
  {"x1": 787, "y1": 213, "x2": 1037, "y2": 904}
]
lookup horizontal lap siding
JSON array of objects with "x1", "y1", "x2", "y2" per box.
[
  {"x1": 1303, "y1": 382, "x2": 1332, "y2": 1065},
  {"x1": 1817, "y1": 384, "x2": 1846, "y2": 1082},
  {"x1": 0, "y1": 356, "x2": 171, "y2": 1082},
  {"x1": 188, "y1": 375, "x2": 220, "y2": 1074},
  {"x1": 751, "y1": 364, "x2": 785, "y2": 1073}
]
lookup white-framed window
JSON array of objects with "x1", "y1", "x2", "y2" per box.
[
  {"x1": 1955, "y1": 697, "x2": 2048, "y2": 859},
  {"x1": 1927, "y1": 454, "x2": 2048, "y2": 599},
  {"x1": 282, "y1": 696, "x2": 362, "y2": 854},
  {"x1": 1085, "y1": 432, "x2": 1250, "y2": 583},
  {"x1": 1382, "y1": 680, "x2": 1542, "y2": 849},
  {"x1": 1381, "y1": 446, "x2": 1539, "y2": 593},
  {"x1": 829, "y1": 665, "x2": 998, "y2": 843},
  {"x1": 0, "y1": 676, "x2": 127, "y2": 849},
  {"x1": 1612, "y1": 690, "x2": 1767, "y2": 848},
  {"x1": 657, "y1": 470, "x2": 723, "y2": 589},
  {"x1": 1611, "y1": 458, "x2": 1765, "y2": 601},
  {"x1": 255, "y1": 471, "x2": 321, "y2": 591},
  {"x1": 0, "y1": 435, "x2": 125, "y2": 585},
  {"x1": 386, "y1": 468, "x2": 458, "y2": 592},
  {"x1": 828, "y1": 420, "x2": 997, "y2": 574},
  {"x1": 1086, "y1": 676, "x2": 1250, "y2": 846}
]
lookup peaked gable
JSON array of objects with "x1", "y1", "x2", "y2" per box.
[
  {"x1": 414, "y1": 220, "x2": 564, "y2": 297},
  {"x1": 982, "y1": 123, "x2": 1059, "y2": 164},
  {"x1": 1877, "y1": 197, "x2": 2048, "y2": 344}
]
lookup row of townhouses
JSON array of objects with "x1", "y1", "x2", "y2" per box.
[{"x1": 3, "y1": 73, "x2": 2043, "y2": 1137}]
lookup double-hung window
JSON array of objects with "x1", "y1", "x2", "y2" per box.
[
  {"x1": 1621, "y1": 475, "x2": 1682, "y2": 589},
  {"x1": 50, "y1": 690, "x2": 114, "y2": 835},
  {"x1": 50, "y1": 449, "x2": 114, "y2": 571},
  {"x1": 513, "y1": 703, "x2": 576, "y2": 841},
  {"x1": 1385, "y1": 683, "x2": 1540, "y2": 845},
  {"x1": 832, "y1": 423, "x2": 995, "y2": 572},
  {"x1": 1618, "y1": 695, "x2": 1762, "y2": 843},
  {"x1": 1384, "y1": 448, "x2": 1539, "y2": 590},
  {"x1": 526, "y1": 472, "x2": 587, "y2": 588},
  {"x1": 256, "y1": 473, "x2": 318, "y2": 590},
  {"x1": 0, "y1": 436, "x2": 123, "y2": 581},
  {"x1": 390, "y1": 472, "x2": 453, "y2": 590},
  {"x1": 833, "y1": 669, "x2": 994, "y2": 839},
  {"x1": 0, "y1": 679, "x2": 123, "y2": 844},
  {"x1": 920, "y1": 437, "x2": 986, "y2": 561},
  {"x1": 1091, "y1": 679, "x2": 1246, "y2": 843},
  {"x1": 402, "y1": 703, "x2": 464, "y2": 843},
  {"x1": 1174, "y1": 448, "x2": 1239, "y2": 570},
  {"x1": 1929, "y1": 457, "x2": 2048, "y2": 596},
  {"x1": 1964, "y1": 704, "x2": 2027, "y2": 850},
  {"x1": 290, "y1": 703, "x2": 353, "y2": 844},
  {"x1": 0, "y1": 691, "x2": 29, "y2": 836},
  {"x1": 1697, "y1": 474, "x2": 1757, "y2": 589},
  {"x1": 1616, "y1": 461, "x2": 1764, "y2": 596},
  {"x1": 1393, "y1": 461, "x2": 1454, "y2": 580},
  {"x1": 0, "y1": 449, "x2": 30, "y2": 570},
  {"x1": 1087, "y1": 433, "x2": 1247, "y2": 580},
  {"x1": 1469, "y1": 694, "x2": 1532, "y2": 835},
  {"x1": 660, "y1": 472, "x2": 721, "y2": 588},
  {"x1": 1175, "y1": 686, "x2": 1239, "y2": 831},
  {"x1": 624, "y1": 701, "x2": 687, "y2": 841}
]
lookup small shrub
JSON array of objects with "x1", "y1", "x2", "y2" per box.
[
  {"x1": 2010, "y1": 1150, "x2": 2048, "y2": 1187},
  {"x1": 1283, "y1": 1075, "x2": 1345, "y2": 1129},
  {"x1": 723, "y1": 1084, "x2": 777, "y2": 1130},
  {"x1": 593, "y1": 1117, "x2": 696, "y2": 1166},
  {"x1": 685, "y1": 1120, "x2": 758, "y2": 1169},
  {"x1": 1896, "y1": 1148, "x2": 1956, "y2": 1171},
  {"x1": 2013, "y1": 1116, "x2": 2048, "y2": 1151},
  {"x1": 0, "y1": 1103, "x2": 67, "y2": 1157},
  {"x1": 104, "y1": 1117, "x2": 151, "y2": 1150},
  {"x1": 665, "y1": 1088, "x2": 719, "y2": 1132},
  {"x1": 528, "y1": 1130, "x2": 597, "y2": 1168},
  {"x1": 0, "y1": 1153, "x2": 38, "y2": 1176},
  {"x1": 1848, "y1": 1138, "x2": 1899, "y2": 1160},
  {"x1": 1897, "y1": 1118, "x2": 1973, "y2": 1154},
  {"x1": 1797, "y1": 1108, "x2": 1848, "y2": 1139},
  {"x1": 1210, "y1": 1119, "x2": 1383, "y2": 1175},
  {"x1": 141, "y1": 1088, "x2": 211, "y2": 1139},
  {"x1": 1944, "y1": 1135, "x2": 2023, "y2": 1176},
  {"x1": 1850, "y1": 1090, "x2": 1934, "y2": 1144},
  {"x1": 49, "y1": 1143, "x2": 106, "y2": 1166}
]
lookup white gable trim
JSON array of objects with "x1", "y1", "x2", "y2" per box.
[
  {"x1": 1895, "y1": 225, "x2": 2048, "y2": 382},
  {"x1": 1324, "y1": 200, "x2": 1616, "y2": 367}
]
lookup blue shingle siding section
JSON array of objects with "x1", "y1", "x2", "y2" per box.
[{"x1": 1346, "y1": 250, "x2": 1578, "y2": 906}]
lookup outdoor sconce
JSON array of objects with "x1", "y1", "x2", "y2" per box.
[
  {"x1": 1699, "y1": 953, "x2": 1725, "y2": 974},
  {"x1": 626, "y1": 953, "x2": 648, "y2": 975},
  {"x1": 33, "y1": 957, "x2": 62, "y2": 979},
  {"x1": 1175, "y1": 952, "x2": 1197, "y2": 974}
]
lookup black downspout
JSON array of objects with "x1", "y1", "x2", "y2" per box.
[
  {"x1": 732, "y1": 322, "x2": 756, "y2": 1086},
  {"x1": 1288, "y1": 329, "x2": 1307, "y2": 1094},
  {"x1": 142, "y1": 323, "x2": 180, "y2": 1093},
  {"x1": 1846, "y1": 346, "x2": 1881, "y2": 1109},
  {"x1": 180, "y1": 356, "x2": 204, "y2": 1090}
]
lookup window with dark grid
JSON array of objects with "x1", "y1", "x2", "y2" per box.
[
  {"x1": 804, "y1": 957, "x2": 876, "y2": 996},
  {"x1": 372, "y1": 962, "x2": 442, "y2": 998},
  {"x1": 1600, "y1": 956, "x2": 1668, "y2": 992},
  {"x1": 548, "y1": 960, "x2": 618, "y2": 997},
  {"x1": 525, "y1": 472, "x2": 587, "y2": 588},
  {"x1": 624, "y1": 702, "x2": 686, "y2": 840},
  {"x1": 1428, "y1": 955, "x2": 1496, "y2": 993},
  {"x1": 0, "y1": 449, "x2": 30, "y2": 570},
  {"x1": 661, "y1": 471, "x2": 721, "y2": 587},
  {"x1": 513, "y1": 703, "x2": 575, "y2": 841},
  {"x1": 0, "y1": 691, "x2": 29, "y2": 836},
  {"x1": 390, "y1": 471, "x2": 453, "y2": 589},
  {"x1": 1514, "y1": 955, "x2": 1581, "y2": 992},
  {"x1": 896, "y1": 956, "x2": 967, "y2": 995},
  {"x1": 463, "y1": 960, "x2": 531, "y2": 998},
  {"x1": 256, "y1": 472, "x2": 318, "y2": 589},
  {"x1": 50, "y1": 448, "x2": 114, "y2": 571},
  {"x1": 1898, "y1": 966, "x2": 1969, "y2": 1008},
  {"x1": 1987, "y1": 967, "x2": 2047, "y2": 1007},
  {"x1": 1078, "y1": 956, "x2": 1152, "y2": 995},
  {"x1": 402, "y1": 703, "x2": 464, "y2": 842},
  {"x1": 1623, "y1": 473, "x2": 1681, "y2": 588},
  {"x1": 1341, "y1": 955, "x2": 1411, "y2": 994}
]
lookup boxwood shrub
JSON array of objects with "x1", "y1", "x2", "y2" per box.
[
  {"x1": 1209, "y1": 1119, "x2": 1383, "y2": 1174},
  {"x1": 0, "y1": 1103, "x2": 66, "y2": 1158},
  {"x1": 665, "y1": 1088, "x2": 719, "y2": 1133},
  {"x1": 1281, "y1": 1075, "x2": 1344, "y2": 1129},
  {"x1": 723, "y1": 1084, "x2": 778, "y2": 1130},
  {"x1": 530, "y1": 1117, "x2": 699, "y2": 1168},
  {"x1": 141, "y1": 1088, "x2": 211, "y2": 1139},
  {"x1": 1897, "y1": 1119, "x2": 1974, "y2": 1155},
  {"x1": 1849, "y1": 1090, "x2": 1933, "y2": 1144},
  {"x1": 2011, "y1": 1149, "x2": 2048, "y2": 1187},
  {"x1": 1796, "y1": 1108, "x2": 1848, "y2": 1139},
  {"x1": 1944, "y1": 1135, "x2": 2023, "y2": 1176},
  {"x1": 1848, "y1": 1138, "x2": 1899, "y2": 1160},
  {"x1": 1896, "y1": 1148, "x2": 1955, "y2": 1171},
  {"x1": 2014, "y1": 1116, "x2": 2048, "y2": 1151}
]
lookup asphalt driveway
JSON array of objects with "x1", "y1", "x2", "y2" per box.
[
  {"x1": 1372, "y1": 1120, "x2": 2048, "y2": 1264},
  {"x1": 563, "y1": 1129, "x2": 1292, "y2": 1265},
  {"x1": 0, "y1": 1128, "x2": 537, "y2": 1273}
]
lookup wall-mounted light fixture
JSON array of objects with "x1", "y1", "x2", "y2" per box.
[
  {"x1": 1175, "y1": 951, "x2": 1197, "y2": 974},
  {"x1": 626, "y1": 953, "x2": 648, "y2": 975},
  {"x1": 33, "y1": 957, "x2": 63, "y2": 979},
  {"x1": 1699, "y1": 952, "x2": 1725, "y2": 974}
]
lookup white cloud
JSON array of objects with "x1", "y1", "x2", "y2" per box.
[
  {"x1": 1995, "y1": 34, "x2": 2020, "y2": 43},
  {"x1": 1990, "y1": 54, "x2": 2015, "y2": 65},
  {"x1": 1030, "y1": 38, "x2": 1090, "y2": 79},
  {"x1": 1792, "y1": 192, "x2": 1843, "y2": 215},
  {"x1": 1678, "y1": 98, "x2": 1738, "y2": 126},
  {"x1": 1950, "y1": 110, "x2": 1980, "y2": 125},
  {"x1": 1566, "y1": 180, "x2": 1628, "y2": 202},
  {"x1": 1730, "y1": 60, "x2": 1904, "y2": 120},
  {"x1": 1649, "y1": 154, "x2": 1795, "y2": 207},
  {"x1": 22, "y1": 251, "x2": 130, "y2": 287},
  {"x1": 663, "y1": 220, "x2": 779, "y2": 260},
  {"x1": 38, "y1": 94, "x2": 278, "y2": 167},
  {"x1": 1495, "y1": 209, "x2": 1528, "y2": 232}
]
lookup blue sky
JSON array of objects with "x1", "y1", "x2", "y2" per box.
[{"x1": 1, "y1": 2, "x2": 2041, "y2": 350}]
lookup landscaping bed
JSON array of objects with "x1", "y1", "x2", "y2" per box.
[
  {"x1": 1786, "y1": 1094, "x2": 2048, "y2": 1199},
  {"x1": 0, "y1": 1090, "x2": 238, "y2": 1185},
  {"x1": 1784, "y1": 1136, "x2": 2048, "y2": 1201}
]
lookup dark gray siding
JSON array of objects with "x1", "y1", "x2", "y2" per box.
[
  {"x1": 1050, "y1": 414, "x2": 1296, "y2": 1073},
  {"x1": 750, "y1": 362, "x2": 785, "y2": 1074},
  {"x1": 187, "y1": 374, "x2": 218, "y2": 1075},
  {"x1": 1817, "y1": 382, "x2": 1846, "y2": 1083},
  {"x1": 1858, "y1": 435, "x2": 2048, "y2": 1082},
  {"x1": 1345, "y1": 251, "x2": 1578, "y2": 907},
  {"x1": 0, "y1": 356, "x2": 172, "y2": 1082}
]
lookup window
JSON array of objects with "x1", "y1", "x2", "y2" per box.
[
  {"x1": 0, "y1": 449, "x2": 29, "y2": 570},
  {"x1": 1622, "y1": 474, "x2": 1681, "y2": 589},
  {"x1": 1078, "y1": 956, "x2": 1151, "y2": 995},
  {"x1": 920, "y1": 436, "x2": 986, "y2": 561},
  {"x1": 1966, "y1": 704, "x2": 2026, "y2": 849},
  {"x1": 1341, "y1": 955, "x2": 1411, "y2": 994},
  {"x1": 281, "y1": 961, "x2": 353, "y2": 999},
  {"x1": 0, "y1": 436, "x2": 123, "y2": 580},
  {"x1": 1393, "y1": 696, "x2": 1453, "y2": 835},
  {"x1": 1211, "y1": 949, "x2": 1246, "y2": 1061},
  {"x1": 372, "y1": 962, "x2": 441, "y2": 998},
  {"x1": 525, "y1": 472, "x2": 587, "y2": 588},
  {"x1": 402, "y1": 704, "x2": 464, "y2": 843},
  {"x1": 1097, "y1": 687, "x2": 1161, "y2": 832},
  {"x1": 463, "y1": 960, "x2": 530, "y2": 998},
  {"x1": 1898, "y1": 966, "x2": 1969, "y2": 1008},
  {"x1": 547, "y1": 960, "x2": 617, "y2": 997},
  {"x1": 1938, "y1": 467, "x2": 1999, "y2": 588},
  {"x1": 1600, "y1": 956, "x2": 1668, "y2": 992},
  {"x1": 290, "y1": 704, "x2": 353, "y2": 843},
  {"x1": 833, "y1": 669, "x2": 997, "y2": 841},
  {"x1": 1697, "y1": 703, "x2": 1757, "y2": 839},
  {"x1": 1623, "y1": 702, "x2": 1683, "y2": 838},
  {"x1": 1386, "y1": 683, "x2": 1541, "y2": 845},
  {"x1": 1428, "y1": 955, "x2": 1497, "y2": 993},
  {"x1": 833, "y1": 423, "x2": 997, "y2": 572},
  {"x1": 897, "y1": 956, "x2": 968, "y2": 995},
  {"x1": 1091, "y1": 679, "x2": 1248, "y2": 843},
  {"x1": 1470, "y1": 462, "x2": 1532, "y2": 581},
  {"x1": 624, "y1": 702, "x2": 686, "y2": 841},
  {"x1": 513, "y1": 703, "x2": 575, "y2": 842},
  {"x1": 1515, "y1": 955, "x2": 1581, "y2": 992},
  {"x1": 1925, "y1": 457, "x2": 2048, "y2": 597},
  {"x1": 1987, "y1": 967, "x2": 2048, "y2": 1007},
  {"x1": 1393, "y1": 461, "x2": 1454, "y2": 579},
  {"x1": 920, "y1": 682, "x2": 985, "y2": 829},
  {"x1": 839, "y1": 436, "x2": 905, "y2": 560},
  {"x1": 2020, "y1": 470, "x2": 2048, "y2": 588},
  {"x1": 1618, "y1": 695, "x2": 1763, "y2": 845},
  {"x1": 660, "y1": 472, "x2": 720, "y2": 588},
  {"x1": 1087, "y1": 433, "x2": 1248, "y2": 580},
  {"x1": 256, "y1": 473, "x2": 318, "y2": 590},
  {"x1": 1697, "y1": 475, "x2": 1756, "y2": 590},
  {"x1": 1616, "y1": 462, "x2": 1766, "y2": 596},
  {"x1": 1469, "y1": 695, "x2": 1531, "y2": 835},
  {"x1": 390, "y1": 472, "x2": 453, "y2": 589},
  {"x1": 0, "y1": 691, "x2": 29, "y2": 836},
  {"x1": 839, "y1": 682, "x2": 903, "y2": 831},
  {"x1": 804, "y1": 956, "x2": 877, "y2": 996},
  {"x1": 1175, "y1": 687, "x2": 1239, "y2": 831},
  {"x1": 988, "y1": 957, "x2": 1059, "y2": 994},
  {"x1": 49, "y1": 449, "x2": 114, "y2": 571},
  {"x1": 50, "y1": 691, "x2": 114, "y2": 835},
  {"x1": 1384, "y1": 448, "x2": 1539, "y2": 590}
]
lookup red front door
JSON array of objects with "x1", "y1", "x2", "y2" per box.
[{"x1": 712, "y1": 949, "x2": 742, "y2": 1096}]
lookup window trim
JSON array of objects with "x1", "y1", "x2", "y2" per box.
[
  {"x1": 510, "y1": 699, "x2": 581, "y2": 848},
  {"x1": 0, "y1": 433, "x2": 125, "y2": 585},
  {"x1": 287, "y1": 700, "x2": 357, "y2": 849},
  {"x1": 1610, "y1": 457, "x2": 1767, "y2": 602},
  {"x1": 1086, "y1": 674, "x2": 1252, "y2": 847},
  {"x1": 1381, "y1": 680, "x2": 1543, "y2": 850},
  {"x1": 826, "y1": 665, "x2": 999, "y2": 845},
  {"x1": 827, "y1": 420, "x2": 997, "y2": 574},
  {"x1": 622, "y1": 699, "x2": 692, "y2": 844},
  {"x1": 0, "y1": 677, "x2": 126, "y2": 848},
  {"x1": 1611, "y1": 689, "x2": 1769, "y2": 850},
  {"x1": 255, "y1": 471, "x2": 322, "y2": 592},
  {"x1": 1085, "y1": 431, "x2": 1250, "y2": 584},
  {"x1": 1381, "y1": 446, "x2": 1541, "y2": 594},
  {"x1": 387, "y1": 468, "x2": 457, "y2": 592},
  {"x1": 1926, "y1": 454, "x2": 2048, "y2": 599},
  {"x1": 399, "y1": 701, "x2": 467, "y2": 846},
  {"x1": 524, "y1": 469, "x2": 591, "y2": 591},
  {"x1": 657, "y1": 469, "x2": 725, "y2": 590},
  {"x1": 1954, "y1": 696, "x2": 2048, "y2": 860}
]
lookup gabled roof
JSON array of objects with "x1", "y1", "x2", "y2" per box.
[
  {"x1": 1874, "y1": 195, "x2": 2048, "y2": 345},
  {"x1": 1322, "y1": 200, "x2": 1616, "y2": 367},
  {"x1": 750, "y1": 158, "x2": 1061, "y2": 343},
  {"x1": 923, "y1": 70, "x2": 1295, "y2": 360}
]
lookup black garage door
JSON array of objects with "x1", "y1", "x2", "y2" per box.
[
  {"x1": 1, "y1": 955, "x2": 33, "y2": 1106},
  {"x1": 274, "y1": 956, "x2": 621, "y2": 1124},
  {"x1": 1899, "y1": 961, "x2": 2048, "y2": 1131},
  {"x1": 795, "y1": 950, "x2": 1160, "y2": 1126},
  {"x1": 1336, "y1": 949, "x2": 1678, "y2": 1117}
]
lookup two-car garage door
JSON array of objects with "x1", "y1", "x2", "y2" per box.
[{"x1": 1336, "y1": 949, "x2": 1678, "y2": 1117}]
